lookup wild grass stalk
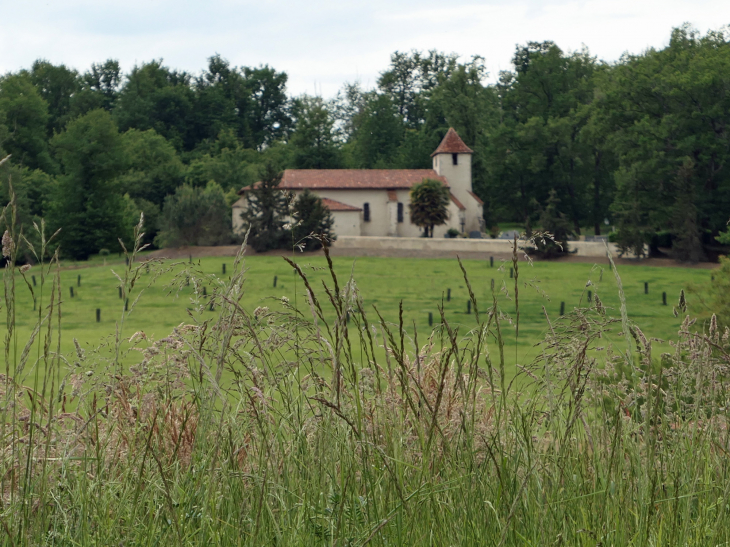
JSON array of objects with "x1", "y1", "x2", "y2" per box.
[{"x1": 1, "y1": 200, "x2": 729, "y2": 545}]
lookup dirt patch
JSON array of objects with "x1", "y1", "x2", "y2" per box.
[{"x1": 148, "y1": 244, "x2": 719, "y2": 269}]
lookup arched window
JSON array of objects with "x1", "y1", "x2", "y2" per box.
[
  {"x1": 397, "y1": 202, "x2": 404, "y2": 223},
  {"x1": 363, "y1": 203, "x2": 370, "y2": 222}
]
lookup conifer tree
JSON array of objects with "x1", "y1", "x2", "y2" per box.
[
  {"x1": 291, "y1": 189, "x2": 335, "y2": 251},
  {"x1": 239, "y1": 163, "x2": 291, "y2": 252}
]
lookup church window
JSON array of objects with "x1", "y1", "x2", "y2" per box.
[
  {"x1": 363, "y1": 203, "x2": 370, "y2": 222},
  {"x1": 397, "y1": 202, "x2": 404, "y2": 223},
  {"x1": 452, "y1": 153, "x2": 458, "y2": 166}
]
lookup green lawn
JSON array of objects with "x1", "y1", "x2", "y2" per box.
[{"x1": 4, "y1": 251, "x2": 714, "y2": 381}]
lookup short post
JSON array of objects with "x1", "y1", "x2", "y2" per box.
[
  {"x1": 145, "y1": 264, "x2": 149, "y2": 274},
  {"x1": 490, "y1": 256, "x2": 494, "y2": 268},
  {"x1": 491, "y1": 279, "x2": 495, "y2": 291},
  {"x1": 467, "y1": 300, "x2": 471, "y2": 315},
  {"x1": 203, "y1": 287, "x2": 207, "y2": 297},
  {"x1": 189, "y1": 255, "x2": 192, "y2": 264},
  {"x1": 33, "y1": 297, "x2": 36, "y2": 311},
  {"x1": 77, "y1": 274, "x2": 81, "y2": 287},
  {"x1": 273, "y1": 275, "x2": 278, "y2": 288},
  {"x1": 186, "y1": 277, "x2": 190, "y2": 286},
  {"x1": 69, "y1": 286, "x2": 74, "y2": 298},
  {"x1": 124, "y1": 298, "x2": 128, "y2": 312},
  {"x1": 644, "y1": 282, "x2": 649, "y2": 294},
  {"x1": 560, "y1": 301, "x2": 565, "y2": 316},
  {"x1": 509, "y1": 267, "x2": 514, "y2": 279},
  {"x1": 96, "y1": 308, "x2": 101, "y2": 323},
  {"x1": 222, "y1": 263, "x2": 226, "y2": 275},
  {"x1": 662, "y1": 292, "x2": 667, "y2": 306},
  {"x1": 118, "y1": 286, "x2": 122, "y2": 299},
  {"x1": 125, "y1": 257, "x2": 129, "y2": 266},
  {"x1": 428, "y1": 312, "x2": 433, "y2": 327},
  {"x1": 32, "y1": 275, "x2": 36, "y2": 287},
  {"x1": 447, "y1": 288, "x2": 451, "y2": 302},
  {"x1": 209, "y1": 301, "x2": 214, "y2": 311},
  {"x1": 587, "y1": 290, "x2": 592, "y2": 304}
]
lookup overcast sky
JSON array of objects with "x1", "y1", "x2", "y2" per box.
[{"x1": 1, "y1": 0, "x2": 728, "y2": 97}]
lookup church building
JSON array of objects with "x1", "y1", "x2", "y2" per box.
[{"x1": 232, "y1": 128, "x2": 484, "y2": 238}]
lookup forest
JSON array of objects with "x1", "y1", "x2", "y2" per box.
[{"x1": 1, "y1": 23, "x2": 729, "y2": 261}]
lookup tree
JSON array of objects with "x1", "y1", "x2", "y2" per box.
[
  {"x1": 0, "y1": 73, "x2": 54, "y2": 172},
  {"x1": 28, "y1": 59, "x2": 80, "y2": 136},
  {"x1": 291, "y1": 190, "x2": 335, "y2": 251},
  {"x1": 155, "y1": 181, "x2": 232, "y2": 247},
  {"x1": 115, "y1": 61, "x2": 196, "y2": 151},
  {"x1": 409, "y1": 178, "x2": 450, "y2": 237},
  {"x1": 533, "y1": 189, "x2": 574, "y2": 257},
  {"x1": 47, "y1": 109, "x2": 130, "y2": 259},
  {"x1": 239, "y1": 164, "x2": 291, "y2": 252},
  {"x1": 290, "y1": 95, "x2": 342, "y2": 169}
]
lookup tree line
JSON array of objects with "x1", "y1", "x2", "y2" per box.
[{"x1": 1, "y1": 24, "x2": 729, "y2": 261}]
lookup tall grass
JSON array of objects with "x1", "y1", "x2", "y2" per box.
[{"x1": 2, "y1": 189, "x2": 730, "y2": 546}]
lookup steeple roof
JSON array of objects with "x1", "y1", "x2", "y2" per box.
[{"x1": 431, "y1": 128, "x2": 473, "y2": 156}]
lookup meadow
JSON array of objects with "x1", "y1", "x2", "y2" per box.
[
  {"x1": 8, "y1": 248, "x2": 712, "y2": 378},
  {"x1": 3, "y1": 234, "x2": 728, "y2": 546}
]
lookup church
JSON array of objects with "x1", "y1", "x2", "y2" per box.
[{"x1": 232, "y1": 128, "x2": 484, "y2": 238}]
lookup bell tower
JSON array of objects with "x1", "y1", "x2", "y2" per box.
[{"x1": 432, "y1": 128, "x2": 481, "y2": 232}]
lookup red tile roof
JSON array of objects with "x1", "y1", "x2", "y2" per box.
[
  {"x1": 468, "y1": 191, "x2": 483, "y2": 205},
  {"x1": 450, "y1": 193, "x2": 466, "y2": 211},
  {"x1": 239, "y1": 169, "x2": 447, "y2": 194},
  {"x1": 431, "y1": 128, "x2": 473, "y2": 156},
  {"x1": 321, "y1": 198, "x2": 361, "y2": 212}
]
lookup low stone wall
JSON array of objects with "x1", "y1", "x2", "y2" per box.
[{"x1": 332, "y1": 236, "x2": 626, "y2": 258}]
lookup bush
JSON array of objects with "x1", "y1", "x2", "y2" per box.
[
  {"x1": 155, "y1": 181, "x2": 232, "y2": 248},
  {"x1": 445, "y1": 228, "x2": 460, "y2": 239}
]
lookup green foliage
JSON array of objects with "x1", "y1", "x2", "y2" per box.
[
  {"x1": 47, "y1": 109, "x2": 131, "y2": 259},
  {"x1": 0, "y1": 73, "x2": 54, "y2": 172},
  {"x1": 155, "y1": 181, "x2": 232, "y2": 247},
  {"x1": 291, "y1": 189, "x2": 335, "y2": 251},
  {"x1": 533, "y1": 189, "x2": 573, "y2": 257},
  {"x1": 239, "y1": 164, "x2": 292, "y2": 252},
  {"x1": 708, "y1": 256, "x2": 730, "y2": 327},
  {"x1": 290, "y1": 96, "x2": 342, "y2": 169},
  {"x1": 409, "y1": 178, "x2": 450, "y2": 237}
]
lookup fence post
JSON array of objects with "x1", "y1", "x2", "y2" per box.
[
  {"x1": 644, "y1": 282, "x2": 649, "y2": 294},
  {"x1": 77, "y1": 275, "x2": 81, "y2": 287},
  {"x1": 447, "y1": 288, "x2": 451, "y2": 302},
  {"x1": 490, "y1": 256, "x2": 494, "y2": 268},
  {"x1": 96, "y1": 309, "x2": 101, "y2": 323},
  {"x1": 69, "y1": 287, "x2": 74, "y2": 298},
  {"x1": 222, "y1": 263, "x2": 226, "y2": 275},
  {"x1": 467, "y1": 300, "x2": 471, "y2": 314},
  {"x1": 273, "y1": 275, "x2": 278, "y2": 288},
  {"x1": 560, "y1": 302, "x2": 565, "y2": 315},
  {"x1": 662, "y1": 292, "x2": 667, "y2": 306}
]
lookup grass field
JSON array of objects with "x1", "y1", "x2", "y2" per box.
[
  {"x1": 5, "y1": 241, "x2": 730, "y2": 546},
  {"x1": 7, "y1": 249, "x2": 713, "y2": 373}
]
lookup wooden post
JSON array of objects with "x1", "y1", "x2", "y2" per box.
[
  {"x1": 96, "y1": 309, "x2": 101, "y2": 323},
  {"x1": 491, "y1": 279, "x2": 495, "y2": 291},
  {"x1": 273, "y1": 275, "x2": 278, "y2": 288},
  {"x1": 203, "y1": 287, "x2": 207, "y2": 297},
  {"x1": 118, "y1": 286, "x2": 122, "y2": 299},
  {"x1": 222, "y1": 263, "x2": 226, "y2": 275},
  {"x1": 125, "y1": 257, "x2": 129, "y2": 266},
  {"x1": 33, "y1": 298, "x2": 36, "y2": 311},
  {"x1": 209, "y1": 302, "x2": 214, "y2": 311},
  {"x1": 662, "y1": 292, "x2": 667, "y2": 306},
  {"x1": 447, "y1": 288, "x2": 451, "y2": 302},
  {"x1": 32, "y1": 275, "x2": 36, "y2": 287},
  {"x1": 69, "y1": 287, "x2": 74, "y2": 298},
  {"x1": 509, "y1": 267, "x2": 513, "y2": 278},
  {"x1": 125, "y1": 299, "x2": 128, "y2": 311},
  {"x1": 587, "y1": 290, "x2": 592, "y2": 304},
  {"x1": 560, "y1": 302, "x2": 565, "y2": 315},
  {"x1": 644, "y1": 282, "x2": 649, "y2": 294},
  {"x1": 428, "y1": 312, "x2": 433, "y2": 327},
  {"x1": 467, "y1": 300, "x2": 471, "y2": 314},
  {"x1": 77, "y1": 274, "x2": 81, "y2": 287},
  {"x1": 490, "y1": 256, "x2": 494, "y2": 268}
]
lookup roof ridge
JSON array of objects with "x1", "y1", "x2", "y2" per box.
[{"x1": 431, "y1": 128, "x2": 473, "y2": 157}]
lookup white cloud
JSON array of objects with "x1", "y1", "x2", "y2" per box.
[{"x1": 0, "y1": 0, "x2": 728, "y2": 96}]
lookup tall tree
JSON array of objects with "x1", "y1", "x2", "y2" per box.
[
  {"x1": 239, "y1": 164, "x2": 292, "y2": 251},
  {"x1": 291, "y1": 189, "x2": 335, "y2": 251},
  {"x1": 47, "y1": 109, "x2": 130, "y2": 259},
  {"x1": 28, "y1": 60, "x2": 80, "y2": 136},
  {"x1": 0, "y1": 73, "x2": 54, "y2": 172},
  {"x1": 290, "y1": 95, "x2": 342, "y2": 169}
]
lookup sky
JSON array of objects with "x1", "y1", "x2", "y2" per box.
[{"x1": 1, "y1": 0, "x2": 729, "y2": 97}]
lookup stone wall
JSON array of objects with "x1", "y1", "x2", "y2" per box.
[{"x1": 332, "y1": 236, "x2": 634, "y2": 258}]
